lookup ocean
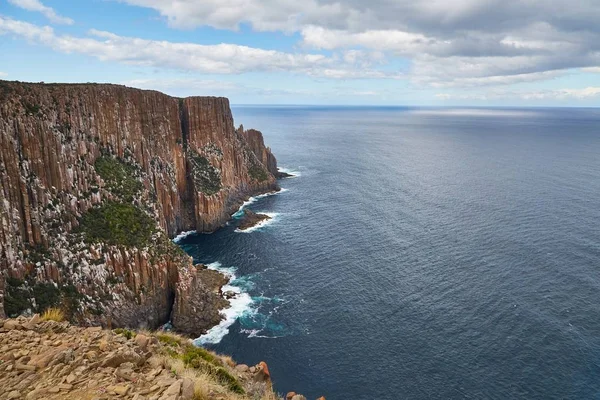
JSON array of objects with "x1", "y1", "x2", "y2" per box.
[{"x1": 175, "y1": 106, "x2": 600, "y2": 399}]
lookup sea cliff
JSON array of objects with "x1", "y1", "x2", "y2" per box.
[{"x1": 0, "y1": 80, "x2": 280, "y2": 336}]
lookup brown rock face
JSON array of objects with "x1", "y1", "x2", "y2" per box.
[
  {"x1": 0, "y1": 80, "x2": 279, "y2": 332},
  {"x1": 239, "y1": 126, "x2": 279, "y2": 177}
]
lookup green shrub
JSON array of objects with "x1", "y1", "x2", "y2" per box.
[
  {"x1": 114, "y1": 328, "x2": 137, "y2": 339},
  {"x1": 4, "y1": 278, "x2": 31, "y2": 317},
  {"x1": 188, "y1": 151, "x2": 221, "y2": 195},
  {"x1": 79, "y1": 202, "x2": 155, "y2": 247},
  {"x1": 33, "y1": 282, "x2": 60, "y2": 312},
  {"x1": 180, "y1": 344, "x2": 244, "y2": 394},
  {"x1": 94, "y1": 155, "x2": 142, "y2": 201},
  {"x1": 248, "y1": 165, "x2": 268, "y2": 182}
]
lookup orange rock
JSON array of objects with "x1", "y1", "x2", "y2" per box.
[
  {"x1": 317, "y1": 397, "x2": 326, "y2": 400},
  {"x1": 259, "y1": 361, "x2": 270, "y2": 378},
  {"x1": 286, "y1": 392, "x2": 297, "y2": 400}
]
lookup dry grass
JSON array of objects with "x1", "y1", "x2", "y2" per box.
[
  {"x1": 220, "y1": 355, "x2": 236, "y2": 368},
  {"x1": 148, "y1": 330, "x2": 282, "y2": 400},
  {"x1": 156, "y1": 331, "x2": 189, "y2": 347},
  {"x1": 41, "y1": 307, "x2": 65, "y2": 322}
]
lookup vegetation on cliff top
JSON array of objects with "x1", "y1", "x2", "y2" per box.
[{"x1": 79, "y1": 202, "x2": 156, "y2": 247}]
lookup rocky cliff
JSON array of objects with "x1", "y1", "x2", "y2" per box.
[{"x1": 0, "y1": 80, "x2": 280, "y2": 335}]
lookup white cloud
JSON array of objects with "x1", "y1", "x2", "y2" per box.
[
  {"x1": 582, "y1": 67, "x2": 600, "y2": 73},
  {"x1": 0, "y1": 72, "x2": 7, "y2": 77},
  {"x1": 436, "y1": 87, "x2": 600, "y2": 101},
  {"x1": 114, "y1": 0, "x2": 600, "y2": 88},
  {"x1": 7, "y1": 0, "x2": 74, "y2": 25},
  {"x1": 0, "y1": 17, "x2": 393, "y2": 79}
]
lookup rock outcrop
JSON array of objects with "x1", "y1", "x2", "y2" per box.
[
  {"x1": 0, "y1": 315, "x2": 281, "y2": 399},
  {"x1": 0, "y1": 80, "x2": 279, "y2": 334},
  {"x1": 238, "y1": 209, "x2": 271, "y2": 231}
]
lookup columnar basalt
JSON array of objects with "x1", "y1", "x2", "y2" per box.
[{"x1": 0, "y1": 80, "x2": 279, "y2": 334}]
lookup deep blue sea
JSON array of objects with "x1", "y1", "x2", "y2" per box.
[{"x1": 176, "y1": 107, "x2": 600, "y2": 400}]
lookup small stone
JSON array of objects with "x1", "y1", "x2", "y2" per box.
[
  {"x1": 254, "y1": 361, "x2": 271, "y2": 382},
  {"x1": 113, "y1": 385, "x2": 130, "y2": 395},
  {"x1": 134, "y1": 334, "x2": 150, "y2": 351},
  {"x1": 7, "y1": 390, "x2": 20, "y2": 399},
  {"x1": 16, "y1": 362, "x2": 36, "y2": 371},
  {"x1": 48, "y1": 387, "x2": 60, "y2": 394},
  {"x1": 59, "y1": 383, "x2": 73, "y2": 391},
  {"x1": 4, "y1": 320, "x2": 19, "y2": 330},
  {"x1": 26, "y1": 314, "x2": 41, "y2": 328},
  {"x1": 291, "y1": 396, "x2": 307, "y2": 400},
  {"x1": 160, "y1": 380, "x2": 182, "y2": 399},
  {"x1": 235, "y1": 364, "x2": 249, "y2": 373},
  {"x1": 181, "y1": 378, "x2": 194, "y2": 400},
  {"x1": 286, "y1": 392, "x2": 297, "y2": 400}
]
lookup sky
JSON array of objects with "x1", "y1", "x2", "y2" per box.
[{"x1": 1, "y1": 0, "x2": 600, "y2": 105}]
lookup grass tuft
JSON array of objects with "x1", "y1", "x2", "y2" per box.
[{"x1": 41, "y1": 307, "x2": 65, "y2": 322}]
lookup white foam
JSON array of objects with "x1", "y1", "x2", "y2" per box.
[
  {"x1": 195, "y1": 262, "x2": 256, "y2": 345},
  {"x1": 232, "y1": 189, "x2": 288, "y2": 218},
  {"x1": 172, "y1": 230, "x2": 196, "y2": 243},
  {"x1": 240, "y1": 329, "x2": 281, "y2": 339},
  {"x1": 235, "y1": 212, "x2": 279, "y2": 233},
  {"x1": 278, "y1": 167, "x2": 301, "y2": 178}
]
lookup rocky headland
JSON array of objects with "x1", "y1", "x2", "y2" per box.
[{"x1": 0, "y1": 80, "x2": 281, "y2": 336}]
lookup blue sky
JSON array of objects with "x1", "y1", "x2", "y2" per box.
[{"x1": 2, "y1": 0, "x2": 600, "y2": 105}]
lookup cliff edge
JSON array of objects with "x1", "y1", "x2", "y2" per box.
[{"x1": 0, "y1": 80, "x2": 280, "y2": 335}]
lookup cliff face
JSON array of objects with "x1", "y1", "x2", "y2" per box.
[{"x1": 0, "y1": 81, "x2": 279, "y2": 334}]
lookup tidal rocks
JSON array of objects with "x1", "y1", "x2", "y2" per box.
[
  {"x1": 0, "y1": 80, "x2": 279, "y2": 334},
  {"x1": 238, "y1": 209, "x2": 272, "y2": 231}
]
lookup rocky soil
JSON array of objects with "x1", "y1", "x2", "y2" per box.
[{"x1": 0, "y1": 316, "x2": 322, "y2": 400}]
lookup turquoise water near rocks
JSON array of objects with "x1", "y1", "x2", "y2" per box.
[{"x1": 177, "y1": 107, "x2": 600, "y2": 399}]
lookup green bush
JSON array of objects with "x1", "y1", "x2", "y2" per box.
[
  {"x1": 114, "y1": 328, "x2": 137, "y2": 339},
  {"x1": 248, "y1": 165, "x2": 268, "y2": 182},
  {"x1": 188, "y1": 151, "x2": 221, "y2": 195},
  {"x1": 79, "y1": 202, "x2": 155, "y2": 248},
  {"x1": 4, "y1": 278, "x2": 31, "y2": 317},
  {"x1": 180, "y1": 344, "x2": 244, "y2": 394},
  {"x1": 33, "y1": 282, "x2": 60, "y2": 312},
  {"x1": 94, "y1": 155, "x2": 142, "y2": 201}
]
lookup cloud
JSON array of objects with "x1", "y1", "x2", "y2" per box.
[
  {"x1": 0, "y1": 17, "x2": 392, "y2": 79},
  {"x1": 436, "y1": 87, "x2": 600, "y2": 101},
  {"x1": 123, "y1": 77, "x2": 388, "y2": 99},
  {"x1": 0, "y1": 72, "x2": 8, "y2": 77},
  {"x1": 115, "y1": 0, "x2": 600, "y2": 88},
  {"x1": 7, "y1": 0, "x2": 74, "y2": 25}
]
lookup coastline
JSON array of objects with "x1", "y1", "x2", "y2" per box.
[{"x1": 171, "y1": 179, "x2": 291, "y2": 343}]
